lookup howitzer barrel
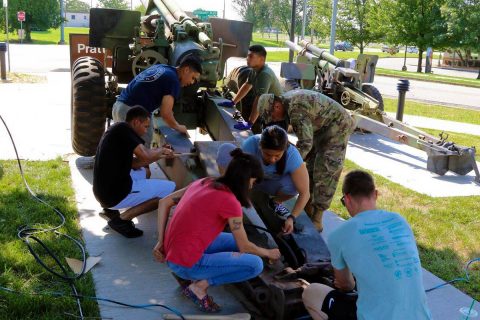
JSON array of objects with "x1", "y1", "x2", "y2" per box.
[
  {"x1": 152, "y1": 0, "x2": 177, "y2": 26},
  {"x1": 299, "y1": 39, "x2": 345, "y2": 67},
  {"x1": 285, "y1": 40, "x2": 318, "y2": 62}
]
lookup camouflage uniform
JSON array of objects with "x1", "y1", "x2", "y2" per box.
[{"x1": 258, "y1": 90, "x2": 356, "y2": 230}]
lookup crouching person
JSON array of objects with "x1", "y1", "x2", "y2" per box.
[
  {"x1": 93, "y1": 105, "x2": 176, "y2": 238},
  {"x1": 153, "y1": 148, "x2": 281, "y2": 312},
  {"x1": 302, "y1": 170, "x2": 432, "y2": 320}
]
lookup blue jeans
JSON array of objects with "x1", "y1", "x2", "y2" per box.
[{"x1": 167, "y1": 233, "x2": 263, "y2": 286}]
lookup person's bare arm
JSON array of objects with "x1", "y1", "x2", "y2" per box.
[
  {"x1": 232, "y1": 83, "x2": 253, "y2": 105},
  {"x1": 289, "y1": 163, "x2": 310, "y2": 217},
  {"x1": 159, "y1": 95, "x2": 188, "y2": 135},
  {"x1": 153, "y1": 187, "x2": 188, "y2": 262},
  {"x1": 248, "y1": 96, "x2": 260, "y2": 124},
  {"x1": 132, "y1": 144, "x2": 173, "y2": 168},
  {"x1": 333, "y1": 267, "x2": 355, "y2": 291},
  {"x1": 228, "y1": 217, "x2": 281, "y2": 260}
]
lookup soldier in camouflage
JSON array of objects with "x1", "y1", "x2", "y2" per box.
[{"x1": 257, "y1": 90, "x2": 356, "y2": 231}]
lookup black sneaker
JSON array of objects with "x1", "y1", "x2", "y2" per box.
[
  {"x1": 107, "y1": 217, "x2": 143, "y2": 238},
  {"x1": 269, "y1": 199, "x2": 291, "y2": 220},
  {"x1": 99, "y1": 208, "x2": 120, "y2": 221}
]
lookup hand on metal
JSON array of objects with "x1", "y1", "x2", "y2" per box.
[
  {"x1": 218, "y1": 100, "x2": 235, "y2": 108},
  {"x1": 234, "y1": 121, "x2": 252, "y2": 131}
]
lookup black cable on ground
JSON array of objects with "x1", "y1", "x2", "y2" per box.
[{"x1": 1, "y1": 114, "x2": 185, "y2": 320}]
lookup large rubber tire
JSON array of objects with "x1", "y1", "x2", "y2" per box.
[
  {"x1": 71, "y1": 57, "x2": 107, "y2": 156},
  {"x1": 361, "y1": 84, "x2": 384, "y2": 111}
]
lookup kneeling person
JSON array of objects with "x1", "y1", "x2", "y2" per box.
[
  {"x1": 93, "y1": 106, "x2": 176, "y2": 238},
  {"x1": 302, "y1": 170, "x2": 432, "y2": 320}
]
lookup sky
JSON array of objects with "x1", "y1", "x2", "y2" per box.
[{"x1": 81, "y1": 0, "x2": 242, "y2": 21}]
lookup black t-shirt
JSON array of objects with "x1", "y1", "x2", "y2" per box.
[{"x1": 93, "y1": 122, "x2": 144, "y2": 208}]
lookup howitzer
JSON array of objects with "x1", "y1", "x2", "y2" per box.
[
  {"x1": 282, "y1": 40, "x2": 479, "y2": 183},
  {"x1": 284, "y1": 39, "x2": 382, "y2": 114}
]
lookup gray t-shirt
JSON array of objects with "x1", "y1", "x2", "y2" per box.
[{"x1": 247, "y1": 64, "x2": 283, "y2": 97}]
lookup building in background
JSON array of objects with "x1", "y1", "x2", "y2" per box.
[{"x1": 65, "y1": 12, "x2": 90, "y2": 28}]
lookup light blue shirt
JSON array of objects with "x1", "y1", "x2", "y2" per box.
[
  {"x1": 242, "y1": 135, "x2": 303, "y2": 180},
  {"x1": 328, "y1": 210, "x2": 432, "y2": 320}
]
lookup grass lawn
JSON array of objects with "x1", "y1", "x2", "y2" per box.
[
  {"x1": 418, "y1": 128, "x2": 480, "y2": 161},
  {"x1": 4, "y1": 72, "x2": 46, "y2": 83},
  {"x1": 376, "y1": 68, "x2": 480, "y2": 88},
  {"x1": 330, "y1": 160, "x2": 480, "y2": 301},
  {"x1": 383, "y1": 98, "x2": 480, "y2": 125},
  {"x1": 0, "y1": 27, "x2": 89, "y2": 44},
  {"x1": 0, "y1": 159, "x2": 99, "y2": 319}
]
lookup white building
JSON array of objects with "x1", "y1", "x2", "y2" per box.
[{"x1": 65, "y1": 12, "x2": 90, "y2": 28}]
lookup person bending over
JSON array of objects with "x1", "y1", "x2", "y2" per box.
[{"x1": 153, "y1": 148, "x2": 281, "y2": 312}]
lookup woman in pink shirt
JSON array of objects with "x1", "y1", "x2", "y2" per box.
[{"x1": 153, "y1": 148, "x2": 281, "y2": 312}]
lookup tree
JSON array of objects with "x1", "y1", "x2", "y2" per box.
[
  {"x1": 133, "y1": 3, "x2": 146, "y2": 15},
  {"x1": 5, "y1": 0, "x2": 61, "y2": 41},
  {"x1": 66, "y1": 0, "x2": 90, "y2": 13},
  {"x1": 371, "y1": 0, "x2": 447, "y2": 72},
  {"x1": 441, "y1": 0, "x2": 480, "y2": 79},
  {"x1": 336, "y1": 0, "x2": 382, "y2": 53},
  {"x1": 98, "y1": 0, "x2": 129, "y2": 10},
  {"x1": 310, "y1": 0, "x2": 332, "y2": 42}
]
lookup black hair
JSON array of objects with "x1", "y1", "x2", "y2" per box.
[
  {"x1": 248, "y1": 44, "x2": 267, "y2": 58},
  {"x1": 215, "y1": 148, "x2": 263, "y2": 207},
  {"x1": 179, "y1": 55, "x2": 203, "y2": 74},
  {"x1": 260, "y1": 125, "x2": 288, "y2": 175},
  {"x1": 125, "y1": 105, "x2": 150, "y2": 122},
  {"x1": 342, "y1": 170, "x2": 376, "y2": 198}
]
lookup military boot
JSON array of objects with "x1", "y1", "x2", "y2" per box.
[{"x1": 311, "y1": 208, "x2": 324, "y2": 232}]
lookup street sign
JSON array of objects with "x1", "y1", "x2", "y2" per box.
[
  {"x1": 17, "y1": 11, "x2": 25, "y2": 22},
  {"x1": 3, "y1": 0, "x2": 7, "y2": 8},
  {"x1": 193, "y1": 9, "x2": 217, "y2": 21}
]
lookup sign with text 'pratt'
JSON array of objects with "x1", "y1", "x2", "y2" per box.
[
  {"x1": 69, "y1": 33, "x2": 113, "y2": 69},
  {"x1": 17, "y1": 11, "x2": 25, "y2": 22}
]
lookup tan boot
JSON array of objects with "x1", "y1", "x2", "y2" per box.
[{"x1": 311, "y1": 209, "x2": 324, "y2": 232}]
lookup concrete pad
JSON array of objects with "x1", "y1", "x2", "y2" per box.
[
  {"x1": 346, "y1": 132, "x2": 480, "y2": 197},
  {"x1": 0, "y1": 72, "x2": 73, "y2": 160},
  {"x1": 386, "y1": 112, "x2": 480, "y2": 136},
  {"x1": 321, "y1": 211, "x2": 479, "y2": 320},
  {"x1": 68, "y1": 156, "x2": 248, "y2": 319}
]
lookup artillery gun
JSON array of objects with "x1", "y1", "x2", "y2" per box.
[{"x1": 226, "y1": 40, "x2": 479, "y2": 183}]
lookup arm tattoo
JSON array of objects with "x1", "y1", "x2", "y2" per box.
[{"x1": 232, "y1": 220, "x2": 242, "y2": 231}]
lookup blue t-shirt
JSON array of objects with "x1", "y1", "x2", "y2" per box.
[
  {"x1": 328, "y1": 210, "x2": 432, "y2": 320},
  {"x1": 118, "y1": 64, "x2": 180, "y2": 113},
  {"x1": 242, "y1": 135, "x2": 303, "y2": 180}
]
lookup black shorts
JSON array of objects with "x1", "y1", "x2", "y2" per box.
[{"x1": 321, "y1": 289, "x2": 358, "y2": 320}]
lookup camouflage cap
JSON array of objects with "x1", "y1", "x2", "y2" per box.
[{"x1": 257, "y1": 93, "x2": 275, "y2": 124}]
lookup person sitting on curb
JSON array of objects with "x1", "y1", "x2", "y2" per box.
[
  {"x1": 153, "y1": 148, "x2": 281, "y2": 312},
  {"x1": 217, "y1": 125, "x2": 309, "y2": 234},
  {"x1": 93, "y1": 106, "x2": 176, "y2": 238},
  {"x1": 302, "y1": 170, "x2": 432, "y2": 320},
  {"x1": 113, "y1": 56, "x2": 203, "y2": 145}
]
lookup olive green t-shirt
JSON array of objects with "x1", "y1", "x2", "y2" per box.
[{"x1": 247, "y1": 65, "x2": 283, "y2": 97}]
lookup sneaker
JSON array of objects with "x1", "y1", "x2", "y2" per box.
[
  {"x1": 269, "y1": 199, "x2": 291, "y2": 220},
  {"x1": 107, "y1": 217, "x2": 143, "y2": 238},
  {"x1": 99, "y1": 208, "x2": 120, "y2": 221}
]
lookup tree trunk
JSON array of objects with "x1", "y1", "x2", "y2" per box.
[
  {"x1": 360, "y1": 43, "x2": 364, "y2": 54},
  {"x1": 417, "y1": 50, "x2": 423, "y2": 72},
  {"x1": 477, "y1": 68, "x2": 480, "y2": 80},
  {"x1": 25, "y1": 23, "x2": 32, "y2": 41}
]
